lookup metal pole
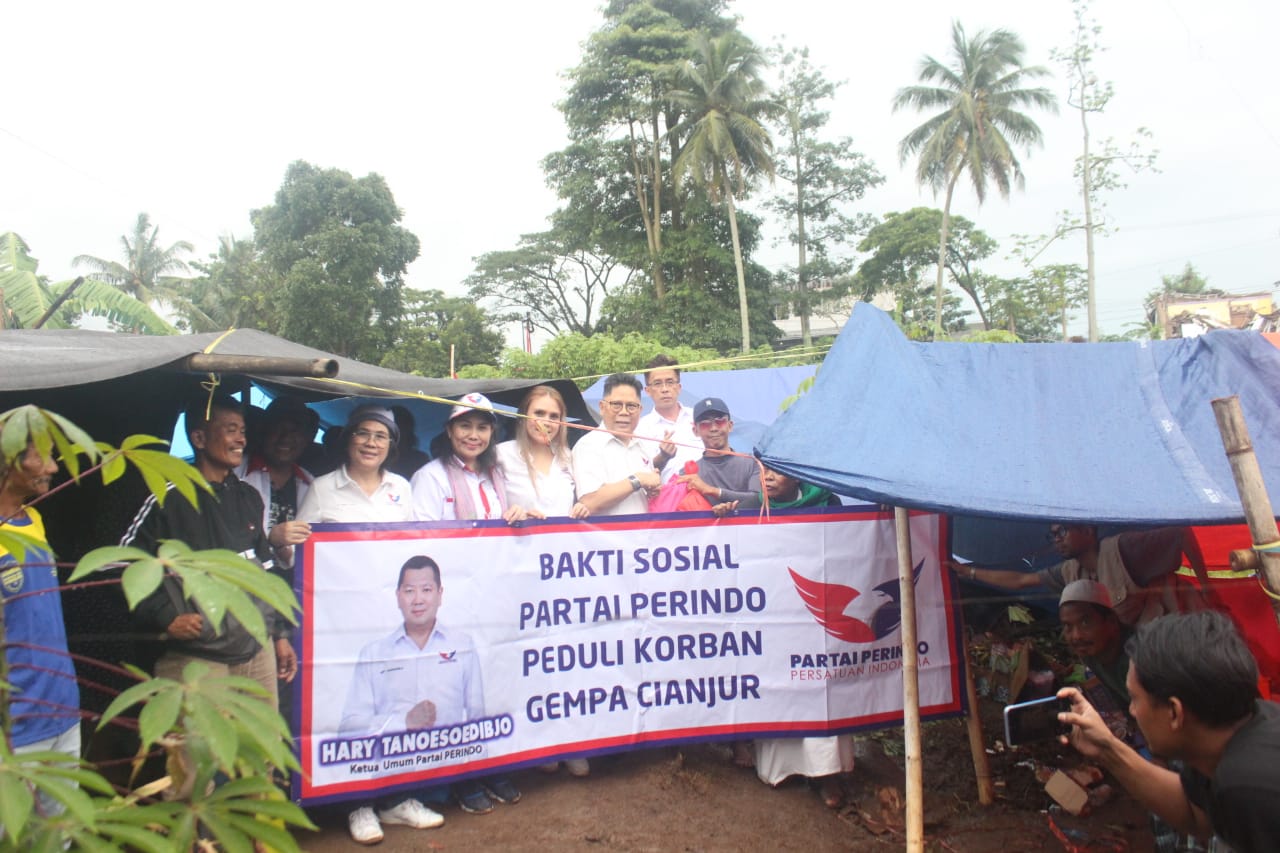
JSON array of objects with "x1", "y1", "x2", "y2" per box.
[
  {"x1": 894, "y1": 506, "x2": 924, "y2": 851},
  {"x1": 1211, "y1": 396, "x2": 1280, "y2": 626}
]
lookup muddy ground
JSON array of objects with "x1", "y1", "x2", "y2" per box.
[{"x1": 302, "y1": 698, "x2": 1153, "y2": 852}]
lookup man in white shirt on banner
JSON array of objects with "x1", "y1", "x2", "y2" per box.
[
  {"x1": 573, "y1": 373, "x2": 659, "y2": 516},
  {"x1": 635, "y1": 354, "x2": 700, "y2": 484}
]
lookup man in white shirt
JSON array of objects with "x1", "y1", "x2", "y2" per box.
[
  {"x1": 635, "y1": 354, "x2": 701, "y2": 484},
  {"x1": 572, "y1": 374, "x2": 660, "y2": 516}
]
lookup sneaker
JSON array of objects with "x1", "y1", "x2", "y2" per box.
[
  {"x1": 456, "y1": 783, "x2": 495, "y2": 815},
  {"x1": 484, "y1": 776, "x2": 521, "y2": 805},
  {"x1": 565, "y1": 758, "x2": 591, "y2": 777},
  {"x1": 378, "y1": 798, "x2": 444, "y2": 829},
  {"x1": 348, "y1": 807, "x2": 384, "y2": 845}
]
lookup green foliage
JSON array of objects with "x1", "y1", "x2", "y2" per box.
[
  {"x1": 73, "y1": 213, "x2": 195, "y2": 311},
  {"x1": 1, "y1": 406, "x2": 310, "y2": 849},
  {"x1": 855, "y1": 208, "x2": 996, "y2": 328},
  {"x1": 965, "y1": 329, "x2": 1022, "y2": 343},
  {"x1": 380, "y1": 289, "x2": 505, "y2": 377},
  {"x1": 185, "y1": 235, "x2": 282, "y2": 334},
  {"x1": 251, "y1": 161, "x2": 421, "y2": 360},
  {"x1": 0, "y1": 232, "x2": 175, "y2": 333},
  {"x1": 494, "y1": 332, "x2": 721, "y2": 388}
]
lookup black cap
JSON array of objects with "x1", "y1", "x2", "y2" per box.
[
  {"x1": 264, "y1": 396, "x2": 318, "y2": 432},
  {"x1": 693, "y1": 397, "x2": 731, "y2": 421}
]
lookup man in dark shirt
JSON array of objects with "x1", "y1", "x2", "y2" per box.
[
  {"x1": 1060, "y1": 611, "x2": 1280, "y2": 853},
  {"x1": 121, "y1": 395, "x2": 296, "y2": 704},
  {"x1": 676, "y1": 397, "x2": 762, "y2": 508}
]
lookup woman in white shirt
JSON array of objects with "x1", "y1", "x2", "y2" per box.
[
  {"x1": 296, "y1": 405, "x2": 412, "y2": 526},
  {"x1": 410, "y1": 392, "x2": 536, "y2": 524},
  {"x1": 496, "y1": 386, "x2": 590, "y2": 520}
]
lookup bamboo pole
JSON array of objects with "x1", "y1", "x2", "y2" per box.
[
  {"x1": 178, "y1": 354, "x2": 338, "y2": 378},
  {"x1": 1211, "y1": 396, "x2": 1280, "y2": 626},
  {"x1": 960, "y1": 617, "x2": 995, "y2": 805},
  {"x1": 894, "y1": 507, "x2": 924, "y2": 852}
]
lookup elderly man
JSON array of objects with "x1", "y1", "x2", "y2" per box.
[
  {"x1": 635, "y1": 354, "x2": 700, "y2": 484},
  {"x1": 1060, "y1": 611, "x2": 1280, "y2": 853},
  {"x1": 952, "y1": 524, "x2": 1208, "y2": 626},
  {"x1": 678, "y1": 397, "x2": 762, "y2": 508},
  {"x1": 573, "y1": 374, "x2": 660, "y2": 516}
]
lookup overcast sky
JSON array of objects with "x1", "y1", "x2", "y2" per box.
[{"x1": 6, "y1": 0, "x2": 1277, "y2": 341}]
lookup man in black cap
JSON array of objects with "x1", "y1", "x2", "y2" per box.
[
  {"x1": 676, "y1": 397, "x2": 762, "y2": 509},
  {"x1": 237, "y1": 395, "x2": 317, "y2": 569}
]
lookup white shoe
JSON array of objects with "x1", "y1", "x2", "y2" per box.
[
  {"x1": 565, "y1": 758, "x2": 591, "y2": 777},
  {"x1": 348, "y1": 807, "x2": 384, "y2": 845},
  {"x1": 378, "y1": 798, "x2": 445, "y2": 829}
]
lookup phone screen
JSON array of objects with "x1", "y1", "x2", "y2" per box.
[{"x1": 1002, "y1": 696, "x2": 1068, "y2": 746}]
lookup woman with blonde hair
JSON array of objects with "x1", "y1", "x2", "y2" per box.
[{"x1": 496, "y1": 385, "x2": 590, "y2": 521}]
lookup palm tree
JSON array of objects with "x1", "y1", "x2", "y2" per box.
[
  {"x1": 893, "y1": 22, "x2": 1056, "y2": 337},
  {"x1": 671, "y1": 33, "x2": 776, "y2": 353},
  {"x1": 74, "y1": 212, "x2": 194, "y2": 309}
]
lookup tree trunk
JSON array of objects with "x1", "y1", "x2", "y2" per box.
[
  {"x1": 794, "y1": 142, "x2": 811, "y2": 348},
  {"x1": 1079, "y1": 85, "x2": 1098, "y2": 342},
  {"x1": 934, "y1": 173, "x2": 960, "y2": 338},
  {"x1": 650, "y1": 107, "x2": 666, "y2": 301},
  {"x1": 726, "y1": 191, "x2": 750, "y2": 354}
]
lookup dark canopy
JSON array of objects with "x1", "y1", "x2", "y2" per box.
[{"x1": 757, "y1": 304, "x2": 1280, "y2": 524}]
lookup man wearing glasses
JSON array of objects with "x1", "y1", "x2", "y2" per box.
[
  {"x1": 636, "y1": 354, "x2": 700, "y2": 484},
  {"x1": 573, "y1": 374, "x2": 660, "y2": 516},
  {"x1": 677, "y1": 398, "x2": 763, "y2": 510},
  {"x1": 949, "y1": 524, "x2": 1209, "y2": 627}
]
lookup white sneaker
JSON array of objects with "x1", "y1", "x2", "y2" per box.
[
  {"x1": 348, "y1": 807, "x2": 384, "y2": 845},
  {"x1": 378, "y1": 798, "x2": 445, "y2": 829},
  {"x1": 565, "y1": 758, "x2": 591, "y2": 777}
]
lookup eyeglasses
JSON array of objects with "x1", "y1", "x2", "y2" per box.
[
  {"x1": 603, "y1": 401, "x2": 641, "y2": 414},
  {"x1": 353, "y1": 429, "x2": 392, "y2": 446},
  {"x1": 1046, "y1": 526, "x2": 1071, "y2": 543},
  {"x1": 647, "y1": 379, "x2": 679, "y2": 389},
  {"x1": 696, "y1": 416, "x2": 730, "y2": 431}
]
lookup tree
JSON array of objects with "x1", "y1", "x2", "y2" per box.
[
  {"x1": 0, "y1": 404, "x2": 312, "y2": 849},
  {"x1": 466, "y1": 210, "x2": 632, "y2": 338},
  {"x1": 185, "y1": 235, "x2": 282, "y2": 334},
  {"x1": 251, "y1": 161, "x2": 420, "y2": 360},
  {"x1": 670, "y1": 32, "x2": 776, "y2": 353},
  {"x1": 854, "y1": 208, "x2": 997, "y2": 327},
  {"x1": 981, "y1": 263, "x2": 1087, "y2": 341},
  {"x1": 893, "y1": 22, "x2": 1056, "y2": 337},
  {"x1": 73, "y1": 213, "x2": 194, "y2": 315},
  {"x1": 0, "y1": 232, "x2": 174, "y2": 333},
  {"x1": 1050, "y1": 0, "x2": 1158, "y2": 341},
  {"x1": 768, "y1": 45, "x2": 883, "y2": 347},
  {"x1": 380, "y1": 289, "x2": 504, "y2": 377}
]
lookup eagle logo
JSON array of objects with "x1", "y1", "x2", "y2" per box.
[{"x1": 789, "y1": 560, "x2": 924, "y2": 643}]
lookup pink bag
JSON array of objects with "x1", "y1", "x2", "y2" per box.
[{"x1": 648, "y1": 461, "x2": 713, "y2": 513}]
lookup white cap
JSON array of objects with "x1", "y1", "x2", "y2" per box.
[
  {"x1": 448, "y1": 392, "x2": 497, "y2": 424},
  {"x1": 1059, "y1": 579, "x2": 1113, "y2": 610}
]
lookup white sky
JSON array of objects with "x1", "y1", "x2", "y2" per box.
[{"x1": 5, "y1": 0, "x2": 1278, "y2": 341}]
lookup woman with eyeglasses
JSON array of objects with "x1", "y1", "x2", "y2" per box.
[
  {"x1": 296, "y1": 405, "x2": 413, "y2": 525},
  {"x1": 297, "y1": 405, "x2": 434, "y2": 844}
]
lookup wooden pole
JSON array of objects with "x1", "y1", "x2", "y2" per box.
[
  {"x1": 894, "y1": 507, "x2": 924, "y2": 852},
  {"x1": 178, "y1": 354, "x2": 338, "y2": 379},
  {"x1": 1211, "y1": 396, "x2": 1280, "y2": 626},
  {"x1": 960, "y1": 618, "x2": 995, "y2": 805}
]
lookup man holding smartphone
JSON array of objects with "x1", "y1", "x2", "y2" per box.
[{"x1": 1059, "y1": 612, "x2": 1279, "y2": 853}]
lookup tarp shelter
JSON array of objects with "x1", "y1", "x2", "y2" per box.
[{"x1": 757, "y1": 303, "x2": 1280, "y2": 525}]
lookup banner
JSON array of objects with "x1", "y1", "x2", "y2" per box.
[{"x1": 293, "y1": 507, "x2": 961, "y2": 805}]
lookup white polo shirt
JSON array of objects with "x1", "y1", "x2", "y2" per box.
[
  {"x1": 295, "y1": 465, "x2": 412, "y2": 524},
  {"x1": 571, "y1": 428, "x2": 652, "y2": 517}
]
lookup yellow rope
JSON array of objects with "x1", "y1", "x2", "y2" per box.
[
  {"x1": 566, "y1": 344, "x2": 832, "y2": 386},
  {"x1": 198, "y1": 329, "x2": 239, "y2": 420},
  {"x1": 1253, "y1": 539, "x2": 1280, "y2": 552}
]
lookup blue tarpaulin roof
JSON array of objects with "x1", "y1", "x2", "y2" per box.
[{"x1": 756, "y1": 304, "x2": 1280, "y2": 525}]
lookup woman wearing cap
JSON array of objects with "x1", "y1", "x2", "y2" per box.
[
  {"x1": 408, "y1": 393, "x2": 528, "y2": 813},
  {"x1": 297, "y1": 406, "x2": 435, "y2": 843},
  {"x1": 496, "y1": 386, "x2": 590, "y2": 521},
  {"x1": 296, "y1": 405, "x2": 413, "y2": 525},
  {"x1": 409, "y1": 393, "x2": 538, "y2": 525}
]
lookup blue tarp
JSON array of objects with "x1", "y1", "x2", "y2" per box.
[{"x1": 757, "y1": 304, "x2": 1280, "y2": 525}]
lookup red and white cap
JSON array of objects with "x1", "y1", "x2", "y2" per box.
[{"x1": 448, "y1": 392, "x2": 497, "y2": 424}]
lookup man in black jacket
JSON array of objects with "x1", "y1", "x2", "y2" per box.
[{"x1": 121, "y1": 395, "x2": 297, "y2": 704}]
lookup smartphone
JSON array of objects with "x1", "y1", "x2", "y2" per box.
[{"x1": 1003, "y1": 696, "x2": 1070, "y2": 746}]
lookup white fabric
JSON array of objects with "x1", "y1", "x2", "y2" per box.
[
  {"x1": 495, "y1": 440, "x2": 577, "y2": 516},
  {"x1": 410, "y1": 457, "x2": 503, "y2": 521},
  {"x1": 339, "y1": 624, "x2": 483, "y2": 736},
  {"x1": 571, "y1": 429, "x2": 651, "y2": 516},
  {"x1": 296, "y1": 466, "x2": 412, "y2": 524},
  {"x1": 235, "y1": 460, "x2": 313, "y2": 532},
  {"x1": 636, "y1": 404, "x2": 701, "y2": 483},
  {"x1": 754, "y1": 735, "x2": 855, "y2": 786}
]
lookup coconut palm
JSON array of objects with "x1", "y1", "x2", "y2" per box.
[
  {"x1": 893, "y1": 22, "x2": 1056, "y2": 337},
  {"x1": 74, "y1": 212, "x2": 194, "y2": 309},
  {"x1": 671, "y1": 32, "x2": 775, "y2": 353}
]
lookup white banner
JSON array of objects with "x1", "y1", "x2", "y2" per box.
[{"x1": 293, "y1": 507, "x2": 961, "y2": 804}]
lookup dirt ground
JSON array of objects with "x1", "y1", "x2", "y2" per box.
[{"x1": 301, "y1": 699, "x2": 1154, "y2": 852}]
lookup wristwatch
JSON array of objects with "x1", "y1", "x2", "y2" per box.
[{"x1": 628, "y1": 474, "x2": 643, "y2": 492}]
